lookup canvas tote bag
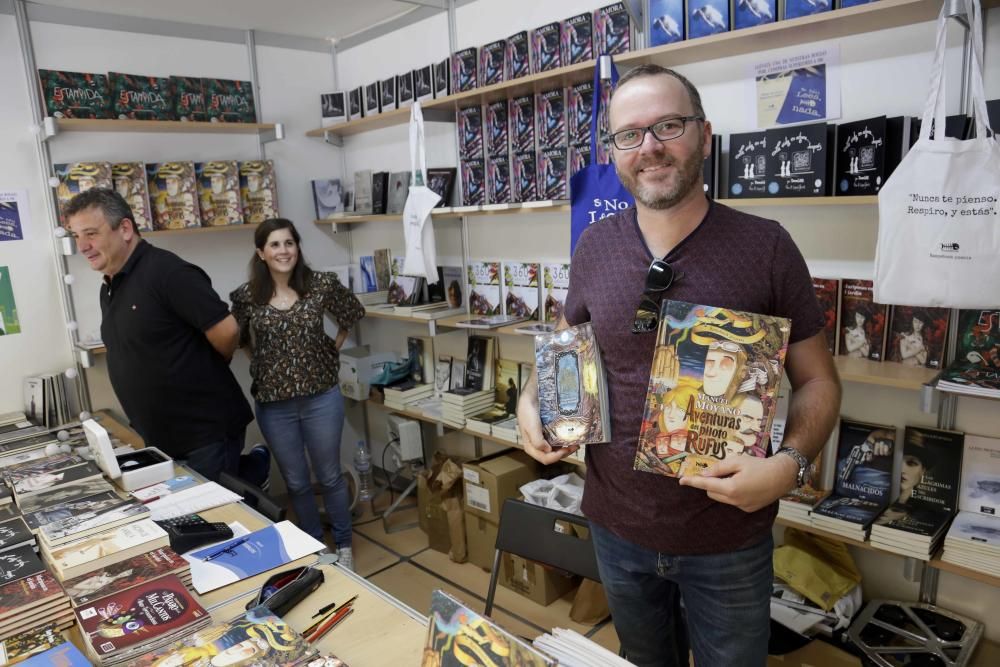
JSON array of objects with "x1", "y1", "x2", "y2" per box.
[
  {"x1": 569, "y1": 55, "x2": 635, "y2": 256},
  {"x1": 874, "y1": 0, "x2": 999, "y2": 308},
  {"x1": 402, "y1": 101, "x2": 441, "y2": 282}
]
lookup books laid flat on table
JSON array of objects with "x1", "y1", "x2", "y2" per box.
[
  {"x1": 0, "y1": 623, "x2": 67, "y2": 664},
  {"x1": 130, "y1": 475, "x2": 198, "y2": 503},
  {"x1": 869, "y1": 426, "x2": 963, "y2": 560},
  {"x1": 37, "y1": 493, "x2": 149, "y2": 547},
  {"x1": 536, "y1": 322, "x2": 611, "y2": 449},
  {"x1": 43, "y1": 518, "x2": 170, "y2": 581},
  {"x1": 635, "y1": 300, "x2": 790, "y2": 477},
  {"x1": 0, "y1": 518, "x2": 34, "y2": 554},
  {"x1": 75, "y1": 573, "x2": 211, "y2": 666},
  {"x1": 62, "y1": 546, "x2": 190, "y2": 607},
  {"x1": 132, "y1": 606, "x2": 316, "y2": 667},
  {"x1": 11, "y1": 641, "x2": 90, "y2": 666},
  {"x1": 514, "y1": 322, "x2": 556, "y2": 336},
  {"x1": 811, "y1": 419, "x2": 896, "y2": 540},
  {"x1": 17, "y1": 478, "x2": 115, "y2": 515},
  {"x1": 0, "y1": 570, "x2": 72, "y2": 640},
  {"x1": 0, "y1": 544, "x2": 46, "y2": 585},
  {"x1": 183, "y1": 521, "x2": 324, "y2": 594}
]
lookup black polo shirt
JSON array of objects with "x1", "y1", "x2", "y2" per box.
[{"x1": 100, "y1": 240, "x2": 253, "y2": 456}]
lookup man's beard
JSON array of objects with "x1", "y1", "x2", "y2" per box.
[{"x1": 617, "y1": 140, "x2": 705, "y2": 210}]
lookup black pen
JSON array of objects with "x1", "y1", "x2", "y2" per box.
[
  {"x1": 312, "y1": 601, "x2": 338, "y2": 618},
  {"x1": 202, "y1": 537, "x2": 250, "y2": 562}
]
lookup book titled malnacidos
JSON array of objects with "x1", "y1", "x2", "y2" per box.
[{"x1": 635, "y1": 300, "x2": 791, "y2": 478}]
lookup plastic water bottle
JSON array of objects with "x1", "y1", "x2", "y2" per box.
[{"x1": 354, "y1": 440, "x2": 374, "y2": 502}]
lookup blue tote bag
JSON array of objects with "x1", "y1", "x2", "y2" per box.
[{"x1": 569, "y1": 55, "x2": 634, "y2": 255}]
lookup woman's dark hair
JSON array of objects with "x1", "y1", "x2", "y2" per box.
[{"x1": 249, "y1": 218, "x2": 313, "y2": 305}]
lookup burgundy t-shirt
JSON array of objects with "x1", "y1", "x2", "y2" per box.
[{"x1": 564, "y1": 201, "x2": 824, "y2": 555}]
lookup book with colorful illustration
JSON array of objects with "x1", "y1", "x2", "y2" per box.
[
  {"x1": 468, "y1": 261, "x2": 502, "y2": 316},
  {"x1": 502, "y1": 262, "x2": 540, "y2": 320},
  {"x1": 38, "y1": 69, "x2": 110, "y2": 119},
  {"x1": 634, "y1": 300, "x2": 791, "y2": 477},
  {"x1": 812, "y1": 277, "x2": 839, "y2": 355},
  {"x1": 62, "y1": 546, "x2": 190, "y2": 607},
  {"x1": 147, "y1": 161, "x2": 201, "y2": 230},
  {"x1": 170, "y1": 76, "x2": 206, "y2": 122},
  {"x1": 195, "y1": 161, "x2": 244, "y2": 226},
  {"x1": 238, "y1": 160, "x2": 279, "y2": 224},
  {"x1": 886, "y1": 306, "x2": 949, "y2": 369},
  {"x1": 54, "y1": 162, "x2": 112, "y2": 223},
  {"x1": 204, "y1": 78, "x2": 256, "y2": 123},
  {"x1": 839, "y1": 278, "x2": 888, "y2": 362},
  {"x1": 108, "y1": 72, "x2": 174, "y2": 120},
  {"x1": 111, "y1": 162, "x2": 154, "y2": 232}
]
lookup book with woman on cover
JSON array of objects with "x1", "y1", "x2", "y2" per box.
[{"x1": 635, "y1": 300, "x2": 790, "y2": 478}]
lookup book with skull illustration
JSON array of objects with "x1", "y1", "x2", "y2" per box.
[
  {"x1": 535, "y1": 322, "x2": 611, "y2": 448},
  {"x1": 634, "y1": 300, "x2": 791, "y2": 478}
]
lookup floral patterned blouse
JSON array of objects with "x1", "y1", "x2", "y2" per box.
[{"x1": 230, "y1": 271, "x2": 365, "y2": 403}]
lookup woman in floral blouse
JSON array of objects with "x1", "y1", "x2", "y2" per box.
[{"x1": 231, "y1": 218, "x2": 365, "y2": 570}]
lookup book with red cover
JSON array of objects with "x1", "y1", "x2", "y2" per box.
[
  {"x1": 62, "y1": 546, "x2": 189, "y2": 607},
  {"x1": 0, "y1": 571, "x2": 66, "y2": 620},
  {"x1": 839, "y1": 279, "x2": 888, "y2": 362},
  {"x1": 886, "y1": 305, "x2": 950, "y2": 369},
  {"x1": 75, "y1": 574, "x2": 207, "y2": 658},
  {"x1": 812, "y1": 277, "x2": 840, "y2": 355}
]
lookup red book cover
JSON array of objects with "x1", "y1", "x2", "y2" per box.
[
  {"x1": 812, "y1": 277, "x2": 840, "y2": 355},
  {"x1": 887, "y1": 305, "x2": 950, "y2": 369},
  {"x1": 75, "y1": 574, "x2": 206, "y2": 657},
  {"x1": 839, "y1": 279, "x2": 888, "y2": 362},
  {"x1": 0, "y1": 570, "x2": 65, "y2": 619},
  {"x1": 62, "y1": 546, "x2": 189, "y2": 607}
]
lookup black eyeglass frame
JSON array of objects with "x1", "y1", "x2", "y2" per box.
[{"x1": 606, "y1": 115, "x2": 705, "y2": 151}]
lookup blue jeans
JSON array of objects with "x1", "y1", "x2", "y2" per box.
[
  {"x1": 181, "y1": 430, "x2": 244, "y2": 482},
  {"x1": 592, "y1": 523, "x2": 773, "y2": 667},
  {"x1": 256, "y1": 386, "x2": 351, "y2": 546}
]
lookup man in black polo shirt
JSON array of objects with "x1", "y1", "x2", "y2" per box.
[{"x1": 64, "y1": 188, "x2": 253, "y2": 482}]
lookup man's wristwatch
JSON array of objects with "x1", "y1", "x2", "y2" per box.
[{"x1": 776, "y1": 446, "x2": 810, "y2": 488}]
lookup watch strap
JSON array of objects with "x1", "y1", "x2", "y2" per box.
[{"x1": 776, "y1": 446, "x2": 809, "y2": 488}]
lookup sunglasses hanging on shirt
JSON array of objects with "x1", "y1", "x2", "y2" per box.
[{"x1": 632, "y1": 259, "x2": 680, "y2": 334}]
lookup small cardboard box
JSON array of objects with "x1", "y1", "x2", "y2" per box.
[
  {"x1": 338, "y1": 345, "x2": 398, "y2": 400},
  {"x1": 464, "y1": 511, "x2": 499, "y2": 571},
  {"x1": 500, "y1": 551, "x2": 579, "y2": 606},
  {"x1": 462, "y1": 450, "x2": 539, "y2": 523}
]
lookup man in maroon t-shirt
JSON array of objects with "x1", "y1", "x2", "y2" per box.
[{"x1": 517, "y1": 65, "x2": 842, "y2": 667}]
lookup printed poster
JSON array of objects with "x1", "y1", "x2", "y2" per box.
[
  {"x1": 0, "y1": 266, "x2": 20, "y2": 335},
  {"x1": 0, "y1": 191, "x2": 28, "y2": 242},
  {"x1": 749, "y1": 43, "x2": 840, "y2": 128}
]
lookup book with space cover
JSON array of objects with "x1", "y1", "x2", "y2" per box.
[
  {"x1": 111, "y1": 162, "x2": 154, "y2": 232},
  {"x1": 239, "y1": 160, "x2": 279, "y2": 224},
  {"x1": 203, "y1": 78, "x2": 256, "y2": 122},
  {"x1": 937, "y1": 309, "x2": 1000, "y2": 399},
  {"x1": 811, "y1": 420, "x2": 896, "y2": 529},
  {"x1": 194, "y1": 161, "x2": 243, "y2": 226},
  {"x1": 75, "y1": 574, "x2": 209, "y2": 662},
  {"x1": 38, "y1": 69, "x2": 110, "y2": 119},
  {"x1": 54, "y1": 162, "x2": 112, "y2": 223},
  {"x1": 886, "y1": 306, "x2": 950, "y2": 369},
  {"x1": 468, "y1": 261, "x2": 501, "y2": 316},
  {"x1": 542, "y1": 263, "x2": 570, "y2": 325},
  {"x1": 536, "y1": 323, "x2": 610, "y2": 448},
  {"x1": 530, "y1": 22, "x2": 562, "y2": 74},
  {"x1": 147, "y1": 161, "x2": 200, "y2": 230},
  {"x1": 170, "y1": 76, "x2": 206, "y2": 121},
  {"x1": 108, "y1": 72, "x2": 174, "y2": 120},
  {"x1": 502, "y1": 262, "x2": 540, "y2": 320},
  {"x1": 839, "y1": 279, "x2": 888, "y2": 362},
  {"x1": 634, "y1": 300, "x2": 791, "y2": 477},
  {"x1": 813, "y1": 277, "x2": 840, "y2": 355},
  {"x1": 505, "y1": 31, "x2": 531, "y2": 80},
  {"x1": 63, "y1": 546, "x2": 189, "y2": 607},
  {"x1": 426, "y1": 589, "x2": 556, "y2": 666},
  {"x1": 134, "y1": 606, "x2": 315, "y2": 667}
]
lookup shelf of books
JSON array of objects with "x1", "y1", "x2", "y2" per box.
[
  {"x1": 51, "y1": 118, "x2": 280, "y2": 136},
  {"x1": 833, "y1": 357, "x2": 938, "y2": 392},
  {"x1": 144, "y1": 222, "x2": 261, "y2": 237},
  {"x1": 305, "y1": 0, "x2": 956, "y2": 139},
  {"x1": 774, "y1": 516, "x2": 881, "y2": 553}
]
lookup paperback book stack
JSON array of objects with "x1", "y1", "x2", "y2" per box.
[
  {"x1": 3, "y1": 453, "x2": 102, "y2": 506},
  {"x1": 411, "y1": 355, "x2": 465, "y2": 421},
  {"x1": 869, "y1": 427, "x2": 963, "y2": 560},
  {"x1": 440, "y1": 337, "x2": 496, "y2": 428},
  {"x1": 75, "y1": 574, "x2": 211, "y2": 665},
  {"x1": 0, "y1": 623, "x2": 77, "y2": 664},
  {"x1": 0, "y1": 569, "x2": 72, "y2": 640},
  {"x1": 936, "y1": 308, "x2": 1000, "y2": 399},
  {"x1": 41, "y1": 518, "x2": 170, "y2": 581},
  {"x1": 466, "y1": 358, "x2": 520, "y2": 436},
  {"x1": 810, "y1": 420, "x2": 896, "y2": 541},
  {"x1": 62, "y1": 546, "x2": 192, "y2": 608},
  {"x1": 941, "y1": 435, "x2": 1000, "y2": 577},
  {"x1": 384, "y1": 336, "x2": 436, "y2": 412},
  {"x1": 778, "y1": 448, "x2": 830, "y2": 527},
  {"x1": 35, "y1": 489, "x2": 150, "y2": 556}
]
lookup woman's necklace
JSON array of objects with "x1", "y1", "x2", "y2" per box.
[{"x1": 273, "y1": 289, "x2": 297, "y2": 310}]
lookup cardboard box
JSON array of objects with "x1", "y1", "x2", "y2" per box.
[
  {"x1": 462, "y1": 450, "x2": 540, "y2": 523},
  {"x1": 417, "y1": 453, "x2": 467, "y2": 562},
  {"x1": 464, "y1": 511, "x2": 499, "y2": 571},
  {"x1": 766, "y1": 639, "x2": 861, "y2": 667},
  {"x1": 500, "y1": 551, "x2": 579, "y2": 606},
  {"x1": 338, "y1": 345, "x2": 398, "y2": 400}
]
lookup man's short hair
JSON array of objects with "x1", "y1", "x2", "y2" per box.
[
  {"x1": 63, "y1": 187, "x2": 139, "y2": 235},
  {"x1": 610, "y1": 64, "x2": 705, "y2": 120}
]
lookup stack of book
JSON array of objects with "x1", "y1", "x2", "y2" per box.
[
  {"x1": 62, "y1": 545, "x2": 191, "y2": 608},
  {"x1": 356, "y1": 290, "x2": 389, "y2": 306},
  {"x1": 441, "y1": 388, "x2": 494, "y2": 429},
  {"x1": 810, "y1": 419, "x2": 896, "y2": 541},
  {"x1": 0, "y1": 570, "x2": 72, "y2": 640},
  {"x1": 466, "y1": 358, "x2": 529, "y2": 441},
  {"x1": 36, "y1": 491, "x2": 149, "y2": 552},
  {"x1": 384, "y1": 381, "x2": 435, "y2": 412},
  {"x1": 0, "y1": 516, "x2": 35, "y2": 554},
  {"x1": 778, "y1": 486, "x2": 831, "y2": 527},
  {"x1": 936, "y1": 309, "x2": 1000, "y2": 399},
  {"x1": 869, "y1": 427, "x2": 963, "y2": 560},
  {"x1": 75, "y1": 574, "x2": 211, "y2": 665},
  {"x1": 0, "y1": 623, "x2": 74, "y2": 663},
  {"x1": 492, "y1": 416, "x2": 520, "y2": 443},
  {"x1": 22, "y1": 372, "x2": 80, "y2": 430},
  {"x1": 4, "y1": 453, "x2": 103, "y2": 506},
  {"x1": 941, "y1": 434, "x2": 1000, "y2": 576},
  {"x1": 41, "y1": 518, "x2": 170, "y2": 581}
]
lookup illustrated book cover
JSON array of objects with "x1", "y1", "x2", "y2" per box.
[
  {"x1": 54, "y1": 162, "x2": 112, "y2": 223},
  {"x1": 505, "y1": 31, "x2": 531, "y2": 80},
  {"x1": 512, "y1": 151, "x2": 537, "y2": 203},
  {"x1": 196, "y1": 161, "x2": 244, "y2": 226},
  {"x1": 451, "y1": 47, "x2": 478, "y2": 93},
  {"x1": 458, "y1": 106, "x2": 484, "y2": 160},
  {"x1": 812, "y1": 277, "x2": 840, "y2": 355},
  {"x1": 727, "y1": 130, "x2": 767, "y2": 198},
  {"x1": 542, "y1": 263, "x2": 570, "y2": 325},
  {"x1": 112, "y1": 162, "x2": 154, "y2": 232},
  {"x1": 487, "y1": 158, "x2": 511, "y2": 204},
  {"x1": 562, "y1": 12, "x2": 594, "y2": 64},
  {"x1": 886, "y1": 305, "x2": 949, "y2": 369},
  {"x1": 536, "y1": 88, "x2": 567, "y2": 151},
  {"x1": 63, "y1": 546, "x2": 190, "y2": 607},
  {"x1": 530, "y1": 22, "x2": 562, "y2": 74},
  {"x1": 147, "y1": 162, "x2": 200, "y2": 230},
  {"x1": 509, "y1": 95, "x2": 535, "y2": 155},
  {"x1": 0, "y1": 544, "x2": 45, "y2": 585},
  {"x1": 480, "y1": 40, "x2": 506, "y2": 87},
  {"x1": 839, "y1": 278, "x2": 888, "y2": 362},
  {"x1": 170, "y1": 76, "x2": 206, "y2": 122},
  {"x1": 468, "y1": 261, "x2": 501, "y2": 316},
  {"x1": 239, "y1": 160, "x2": 279, "y2": 224},
  {"x1": 487, "y1": 100, "x2": 509, "y2": 159},
  {"x1": 594, "y1": 2, "x2": 631, "y2": 56},
  {"x1": 538, "y1": 147, "x2": 567, "y2": 200},
  {"x1": 649, "y1": 0, "x2": 685, "y2": 46},
  {"x1": 461, "y1": 159, "x2": 486, "y2": 206},
  {"x1": 568, "y1": 81, "x2": 594, "y2": 148},
  {"x1": 811, "y1": 419, "x2": 896, "y2": 527},
  {"x1": 204, "y1": 78, "x2": 256, "y2": 123},
  {"x1": 502, "y1": 261, "x2": 540, "y2": 320},
  {"x1": 108, "y1": 72, "x2": 174, "y2": 120},
  {"x1": 535, "y1": 322, "x2": 611, "y2": 448},
  {"x1": 38, "y1": 69, "x2": 110, "y2": 119},
  {"x1": 634, "y1": 300, "x2": 791, "y2": 477}
]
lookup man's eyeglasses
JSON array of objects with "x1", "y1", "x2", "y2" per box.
[
  {"x1": 607, "y1": 116, "x2": 704, "y2": 151},
  {"x1": 632, "y1": 259, "x2": 680, "y2": 334}
]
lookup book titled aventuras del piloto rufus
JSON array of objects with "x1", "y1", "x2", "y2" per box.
[{"x1": 634, "y1": 300, "x2": 791, "y2": 478}]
